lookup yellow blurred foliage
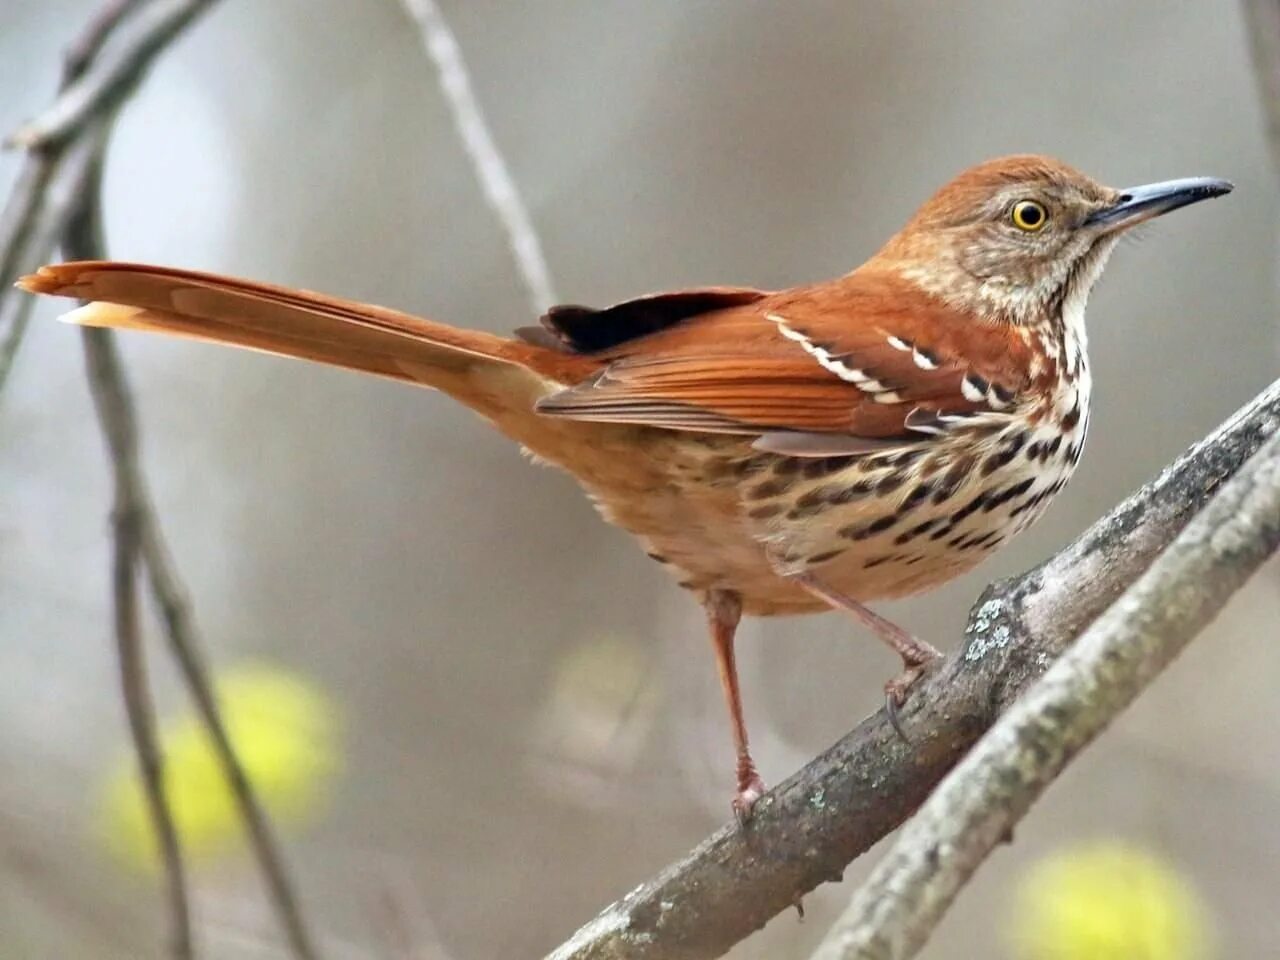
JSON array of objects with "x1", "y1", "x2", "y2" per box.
[
  {"x1": 1008, "y1": 840, "x2": 1215, "y2": 960},
  {"x1": 100, "y1": 663, "x2": 340, "y2": 870}
]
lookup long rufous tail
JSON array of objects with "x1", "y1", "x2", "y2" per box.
[{"x1": 18, "y1": 261, "x2": 599, "y2": 433}]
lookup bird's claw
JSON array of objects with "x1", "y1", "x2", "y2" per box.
[
  {"x1": 883, "y1": 654, "x2": 942, "y2": 744},
  {"x1": 732, "y1": 774, "x2": 767, "y2": 825}
]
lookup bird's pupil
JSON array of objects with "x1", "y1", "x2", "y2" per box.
[{"x1": 1020, "y1": 204, "x2": 1041, "y2": 225}]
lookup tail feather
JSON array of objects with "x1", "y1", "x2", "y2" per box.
[{"x1": 18, "y1": 261, "x2": 593, "y2": 392}]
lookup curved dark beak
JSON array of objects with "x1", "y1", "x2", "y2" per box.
[{"x1": 1086, "y1": 176, "x2": 1233, "y2": 231}]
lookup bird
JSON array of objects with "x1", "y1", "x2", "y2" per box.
[{"x1": 20, "y1": 155, "x2": 1232, "y2": 819}]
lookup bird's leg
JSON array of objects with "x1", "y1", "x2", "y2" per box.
[
  {"x1": 791, "y1": 572, "x2": 941, "y2": 740},
  {"x1": 702, "y1": 589, "x2": 765, "y2": 822}
]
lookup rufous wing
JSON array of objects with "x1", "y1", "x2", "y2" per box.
[{"x1": 535, "y1": 269, "x2": 1037, "y2": 451}]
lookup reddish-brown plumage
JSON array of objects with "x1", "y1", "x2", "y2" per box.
[{"x1": 18, "y1": 154, "x2": 1231, "y2": 816}]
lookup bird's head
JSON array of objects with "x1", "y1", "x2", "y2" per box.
[{"x1": 875, "y1": 154, "x2": 1233, "y2": 325}]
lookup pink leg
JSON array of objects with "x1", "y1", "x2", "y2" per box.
[
  {"x1": 792, "y1": 572, "x2": 942, "y2": 739},
  {"x1": 703, "y1": 589, "x2": 766, "y2": 821}
]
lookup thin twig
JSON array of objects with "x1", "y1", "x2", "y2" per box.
[
  {"x1": 0, "y1": 0, "x2": 220, "y2": 400},
  {"x1": 52, "y1": 25, "x2": 320, "y2": 960},
  {"x1": 140, "y1": 525, "x2": 322, "y2": 960},
  {"x1": 63, "y1": 0, "x2": 150, "y2": 83},
  {"x1": 400, "y1": 0, "x2": 558, "y2": 313},
  {"x1": 73, "y1": 128, "x2": 194, "y2": 957},
  {"x1": 83, "y1": 321, "x2": 195, "y2": 960},
  {"x1": 7, "y1": 0, "x2": 214, "y2": 149},
  {"x1": 546, "y1": 376, "x2": 1280, "y2": 960},
  {"x1": 1243, "y1": 0, "x2": 1280, "y2": 171},
  {"x1": 810, "y1": 431, "x2": 1280, "y2": 960}
]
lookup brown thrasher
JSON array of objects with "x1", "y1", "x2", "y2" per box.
[{"x1": 21, "y1": 155, "x2": 1231, "y2": 818}]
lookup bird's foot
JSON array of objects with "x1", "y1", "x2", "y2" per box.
[
  {"x1": 884, "y1": 647, "x2": 942, "y2": 743},
  {"x1": 732, "y1": 770, "x2": 768, "y2": 825}
]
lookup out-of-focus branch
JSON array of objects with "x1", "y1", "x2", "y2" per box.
[
  {"x1": 7, "y1": 0, "x2": 212, "y2": 150},
  {"x1": 140, "y1": 520, "x2": 322, "y2": 960},
  {"x1": 1243, "y1": 0, "x2": 1280, "y2": 170},
  {"x1": 810, "y1": 429, "x2": 1280, "y2": 960},
  {"x1": 83, "y1": 305, "x2": 195, "y2": 960},
  {"x1": 39, "y1": 5, "x2": 321, "y2": 958},
  {"x1": 400, "y1": 0, "x2": 558, "y2": 313},
  {"x1": 546, "y1": 376, "x2": 1280, "y2": 960},
  {"x1": 4, "y1": 1, "x2": 322, "y2": 958},
  {"x1": 63, "y1": 134, "x2": 321, "y2": 960},
  {"x1": 0, "y1": 0, "x2": 215, "y2": 400}
]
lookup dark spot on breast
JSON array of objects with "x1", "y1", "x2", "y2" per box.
[
  {"x1": 875, "y1": 471, "x2": 907, "y2": 495},
  {"x1": 748, "y1": 503, "x2": 785, "y2": 521},
  {"x1": 929, "y1": 522, "x2": 958, "y2": 541},
  {"x1": 863, "y1": 554, "x2": 899, "y2": 569},
  {"x1": 832, "y1": 479, "x2": 876, "y2": 504},
  {"x1": 932, "y1": 460, "x2": 972, "y2": 503},
  {"x1": 1026, "y1": 441, "x2": 1041, "y2": 461},
  {"x1": 958, "y1": 531, "x2": 1000, "y2": 550},
  {"x1": 1061, "y1": 399, "x2": 1081, "y2": 432},
  {"x1": 1066, "y1": 442, "x2": 1083, "y2": 466},
  {"x1": 1010, "y1": 489, "x2": 1047, "y2": 518},
  {"x1": 646, "y1": 551, "x2": 669, "y2": 564},
  {"x1": 840, "y1": 514, "x2": 899, "y2": 540},
  {"x1": 772, "y1": 457, "x2": 805, "y2": 476},
  {"x1": 983, "y1": 477, "x2": 1035, "y2": 512},
  {"x1": 895, "y1": 516, "x2": 941, "y2": 544},
  {"x1": 1044, "y1": 435, "x2": 1062, "y2": 460},
  {"x1": 885, "y1": 448, "x2": 925, "y2": 469},
  {"x1": 734, "y1": 455, "x2": 772, "y2": 477},
  {"x1": 898, "y1": 481, "x2": 935, "y2": 514},
  {"x1": 951, "y1": 490, "x2": 990, "y2": 523},
  {"x1": 748, "y1": 477, "x2": 792, "y2": 499},
  {"x1": 795, "y1": 486, "x2": 836, "y2": 511},
  {"x1": 807, "y1": 548, "x2": 846, "y2": 565},
  {"x1": 867, "y1": 515, "x2": 898, "y2": 535},
  {"x1": 982, "y1": 431, "x2": 1028, "y2": 476},
  {"x1": 802, "y1": 455, "x2": 859, "y2": 479}
]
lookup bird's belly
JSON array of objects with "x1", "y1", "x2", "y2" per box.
[{"x1": 555, "y1": 420, "x2": 1084, "y2": 618}]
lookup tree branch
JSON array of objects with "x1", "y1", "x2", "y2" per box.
[
  {"x1": 400, "y1": 0, "x2": 558, "y2": 313},
  {"x1": 1243, "y1": 0, "x2": 1280, "y2": 171},
  {"x1": 6, "y1": 0, "x2": 213, "y2": 150},
  {"x1": 546, "y1": 376, "x2": 1280, "y2": 960},
  {"x1": 45, "y1": 7, "x2": 321, "y2": 958},
  {"x1": 4, "y1": 1, "x2": 322, "y2": 957},
  {"x1": 0, "y1": 0, "x2": 215, "y2": 401},
  {"x1": 84, "y1": 315, "x2": 195, "y2": 960}
]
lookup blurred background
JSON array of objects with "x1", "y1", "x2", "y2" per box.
[{"x1": 2, "y1": 2, "x2": 1277, "y2": 957}]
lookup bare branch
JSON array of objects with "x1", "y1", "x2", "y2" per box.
[
  {"x1": 140, "y1": 523, "x2": 322, "y2": 960},
  {"x1": 62, "y1": 0, "x2": 151, "y2": 83},
  {"x1": 1243, "y1": 0, "x2": 1280, "y2": 170},
  {"x1": 51, "y1": 17, "x2": 320, "y2": 959},
  {"x1": 0, "y1": 0, "x2": 221, "y2": 400},
  {"x1": 810, "y1": 430, "x2": 1280, "y2": 960},
  {"x1": 6, "y1": 0, "x2": 215, "y2": 149},
  {"x1": 83, "y1": 321, "x2": 195, "y2": 960},
  {"x1": 3, "y1": 0, "x2": 321, "y2": 956},
  {"x1": 546, "y1": 376, "x2": 1280, "y2": 960},
  {"x1": 400, "y1": 0, "x2": 558, "y2": 313},
  {"x1": 74, "y1": 132, "x2": 194, "y2": 957}
]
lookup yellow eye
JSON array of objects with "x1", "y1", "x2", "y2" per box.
[{"x1": 1011, "y1": 199, "x2": 1048, "y2": 232}]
